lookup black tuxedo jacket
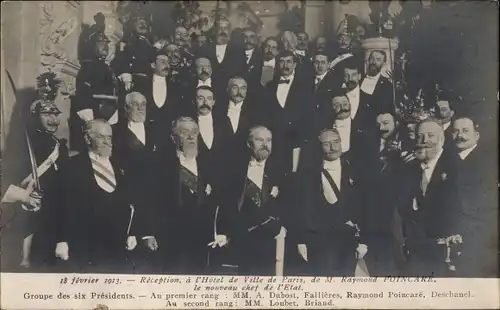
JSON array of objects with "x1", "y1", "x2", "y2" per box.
[
  {"x1": 199, "y1": 42, "x2": 246, "y2": 86},
  {"x1": 396, "y1": 152, "x2": 461, "y2": 275},
  {"x1": 218, "y1": 153, "x2": 285, "y2": 240},
  {"x1": 58, "y1": 153, "x2": 133, "y2": 266},
  {"x1": 312, "y1": 72, "x2": 337, "y2": 110},
  {"x1": 291, "y1": 150, "x2": 361, "y2": 245},
  {"x1": 111, "y1": 121, "x2": 158, "y2": 211},
  {"x1": 264, "y1": 74, "x2": 315, "y2": 164},
  {"x1": 452, "y1": 145, "x2": 498, "y2": 276},
  {"x1": 195, "y1": 113, "x2": 232, "y2": 169},
  {"x1": 363, "y1": 75, "x2": 394, "y2": 114},
  {"x1": 143, "y1": 152, "x2": 217, "y2": 243},
  {"x1": 247, "y1": 57, "x2": 281, "y2": 91}
]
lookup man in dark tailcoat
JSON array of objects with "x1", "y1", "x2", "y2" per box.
[
  {"x1": 451, "y1": 117, "x2": 498, "y2": 277},
  {"x1": 247, "y1": 37, "x2": 281, "y2": 89},
  {"x1": 216, "y1": 126, "x2": 287, "y2": 275},
  {"x1": 291, "y1": 128, "x2": 366, "y2": 276},
  {"x1": 55, "y1": 120, "x2": 137, "y2": 273},
  {"x1": 360, "y1": 50, "x2": 394, "y2": 114},
  {"x1": 396, "y1": 118, "x2": 462, "y2": 277},
  {"x1": 264, "y1": 51, "x2": 315, "y2": 173},
  {"x1": 138, "y1": 117, "x2": 218, "y2": 275}
]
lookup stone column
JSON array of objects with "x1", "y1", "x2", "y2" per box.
[
  {"x1": 304, "y1": 0, "x2": 326, "y2": 39},
  {"x1": 361, "y1": 37, "x2": 399, "y2": 76}
]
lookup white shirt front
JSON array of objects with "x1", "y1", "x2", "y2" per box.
[
  {"x1": 277, "y1": 73, "x2": 295, "y2": 108},
  {"x1": 346, "y1": 86, "x2": 361, "y2": 119},
  {"x1": 245, "y1": 49, "x2": 254, "y2": 64},
  {"x1": 216, "y1": 44, "x2": 228, "y2": 63},
  {"x1": 177, "y1": 150, "x2": 198, "y2": 176},
  {"x1": 334, "y1": 118, "x2": 352, "y2": 153},
  {"x1": 248, "y1": 157, "x2": 267, "y2": 190},
  {"x1": 153, "y1": 74, "x2": 167, "y2": 108},
  {"x1": 421, "y1": 148, "x2": 444, "y2": 184},
  {"x1": 380, "y1": 138, "x2": 387, "y2": 152},
  {"x1": 198, "y1": 114, "x2": 214, "y2": 149},
  {"x1": 128, "y1": 121, "x2": 146, "y2": 145},
  {"x1": 227, "y1": 100, "x2": 243, "y2": 133},
  {"x1": 89, "y1": 151, "x2": 116, "y2": 193},
  {"x1": 443, "y1": 121, "x2": 451, "y2": 132},
  {"x1": 263, "y1": 58, "x2": 276, "y2": 68},
  {"x1": 197, "y1": 78, "x2": 212, "y2": 87},
  {"x1": 322, "y1": 159, "x2": 342, "y2": 204},
  {"x1": 360, "y1": 73, "x2": 381, "y2": 95},
  {"x1": 459, "y1": 144, "x2": 477, "y2": 160}
]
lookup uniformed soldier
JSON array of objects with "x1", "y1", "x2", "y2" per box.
[
  {"x1": 70, "y1": 25, "x2": 119, "y2": 152},
  {"x1": 2, "y1": 98, "x2": 69, "y2": 270},
  {"x1": 112, "y1": 11, "x2": 155, "y2": 92}
]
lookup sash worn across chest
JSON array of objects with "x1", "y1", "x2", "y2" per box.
[
  {"x1": 21, "y1": 142, "x2": 60, "y2": 187},
  {"x1": 244, "y1": 178, "x2": 263, "y2": 208},
  {"x1": 179, "y1": 165, "x2": 198, "y2": 194}
]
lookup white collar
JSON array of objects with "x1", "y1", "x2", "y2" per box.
[
  {"x1": 229, "y1": 100, "x2": 243, "y2": 110},
  {"x1": 89, "y1": 151, "x2": 110, "y2": 162},
  {"x1": 280, "y1": 72, "x2": 295, "y2": 82},
  {"x1": 335, "y1": 117, "x2": 351, "y2": 127},
  {"x1": 128, "y1": 121, "x2": 144, "y2": 129},
  {"x1": 443, "y1": 121, "x2": 451, "y2": 131},
  {"x1": 323, "y1": 158, "x2": 341, "y2": 171},
  {"x1": 365, "y1": 72, "x2": 381, "y2": 80},
  {"x1": 153, "y1": 73, "x2": 166, "y2": 81},
  {"x1": 421, "y1": 148, "x2": 443, "y2": 170},
  {"x1": 458, "y1": 144, "x2": 477, "y2": 160},
  {"x1": 216, "y1": 44, "x2": 227, "y2": 48},
  {"x1": 263, "y1": 58, "x2": 276, "y2": 67},
  {"x1": 245, "y1": 48, "x2": 254, "y2": 55},
  {"x1": 198, "y1": 113, "x2": 213, "y2": 120},
  {"x1": 315, "y1": 71, "x2": 327, "y2": 81},
  {"x1": 198, "y1": 77, "x2": 212, "y2": 86},
  {"x1": 249, "y1": 157, "x2": 267, "y2": 168},
  {"x1": 295, "y1": 49, "x2": 306, "y2": 56},
  {"x1": 177, "y1": 150, "x2": 196, "y2": 162}
]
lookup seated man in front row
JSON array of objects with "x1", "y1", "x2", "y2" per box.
[
  {"x1": 293, "y1": 128, "x2": 366, "y2": 276},
  {"x1": 216, "y1": 125, "x2": 287, "y2": 275},
  {"x1": 55, "y1": 119, "x2": 137, "y2": 273}
]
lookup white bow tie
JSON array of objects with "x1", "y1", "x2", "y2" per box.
[
  {"x1": 295, "y1": 50, "x2": 306, "y2": 56},
  {"x1": 250, "y1": 161, "x2": 264, "y2": 167},
  {"x1": 263, "y1": 60, "x2": 274, "y2": 66}
]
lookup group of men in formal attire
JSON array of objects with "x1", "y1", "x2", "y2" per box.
[{"x1": 6, "y1": 11, "x2": 496, "y2": 278}]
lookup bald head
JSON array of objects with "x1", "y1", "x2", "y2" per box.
[{"x1": 195, "y1": 57, "x2": 212, "y2": 81}]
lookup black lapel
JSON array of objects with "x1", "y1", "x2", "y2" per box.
[{"x1": 261, "y1": 160, "x2": 272, "y2": 205}]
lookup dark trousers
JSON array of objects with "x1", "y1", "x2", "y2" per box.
[
  {"x1": 236, "y1": 229, "x2": 277, "y2": 276},
  {"x1": 364, "y1": 234, "x2": 398, "y2": 276},
  {"x1": 307, "y1": 230, "x2": 357, "y2": 277}
]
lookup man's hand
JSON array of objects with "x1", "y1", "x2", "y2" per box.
[
  {"x1": 144, "y1": 237, "x2": 159, "y2": 251},
  {"x1": 126, "y1": 236, "x2": 137, "y2": 250},
  {"x1": 297, "y1": 244, "x2": 308, "y2": 262},
  {"x1": 356, "y1": 243, "x2": 368, "y2": 260},
  {"x1": 119, "y1": 73, "x2": 133, "y2": 92},
  {"x1": 274, "y1": 226, "x2": 287, "y2": 240},
  {"x1": 208, "y1": 235, "x2": 228, "y2": 248},
  {"x1": 22, "y1": 191, "x2": 42, "y2": 211},
  {"x1": 55, "y1": 242, "x2": 69, "y2": 260},
  {"x1": 400, "y1": 151, "x2": 416, "y2": 163}
]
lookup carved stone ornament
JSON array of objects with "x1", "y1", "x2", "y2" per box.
[{"x1": 39, "y1": 2, "x2": 79, "y2": 72}]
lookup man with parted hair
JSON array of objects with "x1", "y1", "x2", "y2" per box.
[
  {"x1": 396, "y1": 118, "x2": 462, "y2": 277},
  {"x1": 247, "y1": 36, "x2": 281, "y2": 88},
  {"x1": 217, "y1": 125, "x2": 286, "y2": 275},
  {"x1": 360, "y1": 50, "x2": 393, "y2": 112},
  {"x1": 138, "y1": 116, "x2": 218, "y2": 274},
  {"x1": 55, "y1": 119, "x2": 137, "y2": 273},
  {"x1": 291, "y1": 128, "x2": 365, "y2": 276},
  {"x1": 451, "y1": 116, "x2": 497, "y2": 277}
]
